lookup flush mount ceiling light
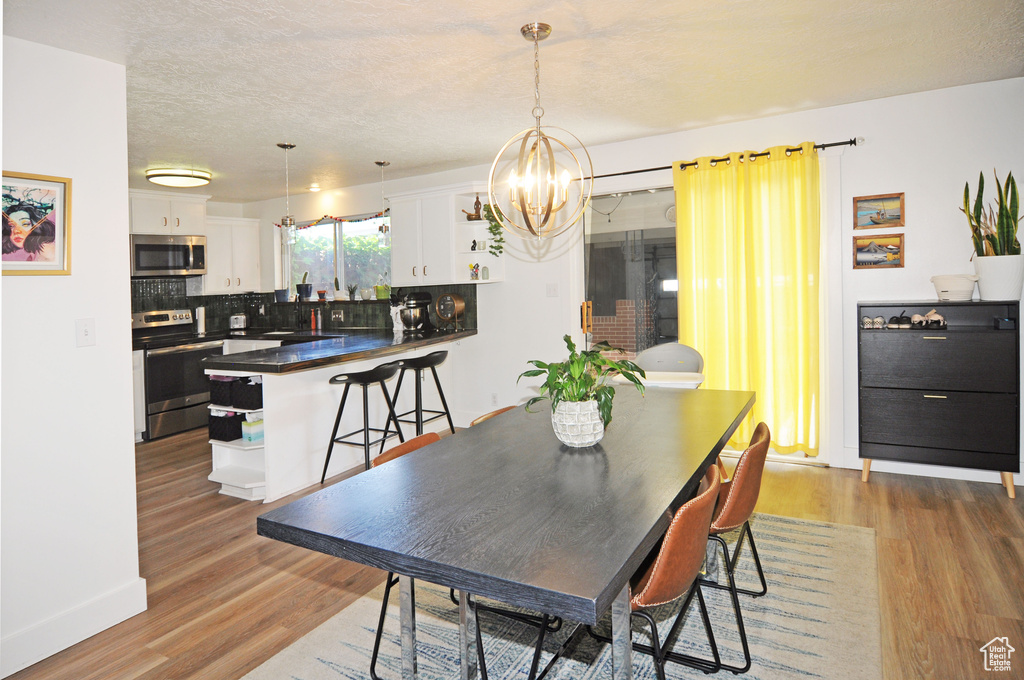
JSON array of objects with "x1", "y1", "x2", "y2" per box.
[
  {"x1": 488, "y1": 22, "x2": 593, "y2": 240},
  {"x1": 145, "y1": 167, "x2": 211, "y2": 188},
  {"x1": 308, "y1": 183, "x2": 321, "y2": 192}
]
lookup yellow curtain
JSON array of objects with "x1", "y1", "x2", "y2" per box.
[{"x1": 674, "y1": 142, "x2": 819, "y2": 455}]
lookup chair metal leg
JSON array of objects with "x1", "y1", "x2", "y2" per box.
[
  {"x1": 702, "y1": 521, "x2": 768, "y2": 598},
  {"x1": 321, "y1": 383, "x2": 351, "y2": 483},
  {"x1": 430, "y1": 365, "x2": 456, "y2": 434},
  {"x1": 379, "y1": 380, "x2": 404, "y2": 449},
  {"x1": 710, "y1": 533, "x2": 752, "y2": 674},
  {"x1": 380, "y1": 370, "x2": 407, "y2": 447},
  {"x1": 362, "y1": 384, "x2": 372, "y2": 470},
  {"x1": 448, "y1": 589, "x2": 563, "y2": 632},
  {"x1": 370, "y1": 571, "x2": 400, "y2": 680}
]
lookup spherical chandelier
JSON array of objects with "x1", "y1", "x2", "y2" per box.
[{"x1": 487, "y1": 23, "x2": 593, "y2": 240}]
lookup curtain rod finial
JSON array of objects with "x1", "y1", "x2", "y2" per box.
[{"x1": 855, "y1": 137, "x2": 865, "y2": 146}]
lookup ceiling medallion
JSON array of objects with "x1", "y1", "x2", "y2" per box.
[
  {"x1": 145, "y1": 168, "x2": 211, "y2": 188},
  {"x1": 487, "y1": 22, "x2": 593, "y2": 240}
]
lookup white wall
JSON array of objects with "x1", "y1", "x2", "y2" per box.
[
  {"x1": 247, "y1": 78, "x2": 1024, "y2": 485},
  {"x1": 1, "y1": 38, "x2": 146, "y2": 677}
]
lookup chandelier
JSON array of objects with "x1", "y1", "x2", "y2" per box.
[{"x1": 487, "y1": 23, "x2": 593, "y2": 240}]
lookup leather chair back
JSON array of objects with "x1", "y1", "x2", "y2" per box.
[
  {"x1": 711, "y1": 422, "x2": 771, "y2": 534},
  {"x1": 470, "y1": 405, "x2": 516, "y2": 427},
  {"x1": 630, "y1": 464, "x2": 721, "y2": 610},
  {"x1": 372, "y1": 432, "x2": 441, "y2": 468}
]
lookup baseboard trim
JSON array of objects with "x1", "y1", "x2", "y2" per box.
[{"x1": 1, "y1": 577, "x2": 147, "y2": 678}]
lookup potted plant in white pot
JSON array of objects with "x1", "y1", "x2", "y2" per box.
[
  {"x1": 519, "y1": 335, "x2": 645, "y2": 447},
  {"x1": 962, "y1": 170, "x2": 1022, "y2": 300}
]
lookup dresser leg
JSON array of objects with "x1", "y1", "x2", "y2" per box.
[
  {"x1": 861, "y1": 459, "x2": 872, "y2": 483},
  {"x1": 1001, "y1": 471, "x2": 1016, "y2": 499}
]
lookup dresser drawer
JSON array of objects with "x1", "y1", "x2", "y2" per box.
[
  {"x1": 859, "y1": 330, "x2": 1017, "y2": 392},
  {"x1": 859, "y1": 442, "x2": 1019, "y2": 472},
  {"x1": 860, "y1": 388, "x2": 1017, "y2": 454}
]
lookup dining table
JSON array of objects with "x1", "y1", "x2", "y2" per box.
[{"x1": 257, "y1": 386, "x2": 755, "y2": 680}]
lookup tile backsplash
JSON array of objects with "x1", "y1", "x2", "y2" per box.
[{"x1": 131, "y1": 278, "x2": 479, "y2": 333}]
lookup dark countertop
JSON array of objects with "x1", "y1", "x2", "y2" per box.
[{"x1": 202, "y1": 328, "x2": 477, "y2": 374}]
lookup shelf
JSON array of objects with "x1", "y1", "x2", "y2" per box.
[
  {"x1": 209, "y1": 438, "x2": 264, "y2": 450},
  {"x1": 208, "y1": 464, "x2": 265, "y2": 488},
  {"x1": 209, "y1": 404, "x2": 263, "y2": 414}
]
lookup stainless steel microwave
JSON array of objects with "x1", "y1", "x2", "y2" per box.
[{"x1": 130, "y1": 234, "x2": 207, "y2": 277}]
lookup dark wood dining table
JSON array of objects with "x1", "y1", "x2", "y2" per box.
[{"x1": 257, "y1": 386, "x2": 755, "y2": 680}]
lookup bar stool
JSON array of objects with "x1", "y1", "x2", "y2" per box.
[
  {"x1": 321, "y1": 360, "x2": 405, "y2": 483},
  {"x1": 384, "y1": 350, "x2": 455, "y2": 437}
]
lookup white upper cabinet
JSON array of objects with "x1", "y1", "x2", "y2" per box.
[
  {"x1": 204, "y1": 217, "x2": 261, "y2": 294},
  {"x1": 129, "y1": 189, "x2": 209, "y2": 235}
]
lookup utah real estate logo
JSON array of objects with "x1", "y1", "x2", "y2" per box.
[{"x1": 980, "y1": 637, "x2": 1015, "y2": 672}]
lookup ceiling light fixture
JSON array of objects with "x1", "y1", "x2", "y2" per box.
[
  {"x1": 309, "y1": 183, "x2": 321, "y2": 192},
  {"x1": 145, "y1": 167, "x2": 211, "y2": 188},
  {"x1": 487, "y1": 22, "x2": 593, "y2": 240},
  {"x1": 376, "y1": 161, "x2": 390, "y2": 247},
  {"x1": 278, "y1": 143, "x2": 296, "y2": 231}
]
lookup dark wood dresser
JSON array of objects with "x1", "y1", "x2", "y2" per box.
[{"x1": 857, "y1": 300, "x2": 1019, "y2": 498}]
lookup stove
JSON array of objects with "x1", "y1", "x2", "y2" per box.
[{"x1": 133, "y1": 310, "x2": 224, "y2": 440}]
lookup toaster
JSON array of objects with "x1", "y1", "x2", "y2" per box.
[{"x1": 229, "y1": 313, "x2": 248, "y2": 329}]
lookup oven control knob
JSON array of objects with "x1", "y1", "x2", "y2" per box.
[
  {"x1": 172, "y1": 314, "x2": 179, "y2": 320},
  {"x1": 184, "y1": 312, "x2": 191, "y2": 319}
]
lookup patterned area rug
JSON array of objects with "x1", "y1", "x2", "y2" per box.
[{"x1": 243, "y1": 514, "x2": 881, "y2": 680}]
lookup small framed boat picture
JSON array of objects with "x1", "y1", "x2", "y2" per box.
[
  {"x1": 853, "y1": 192, "x2": 904, "y2": 229},
  {"x1": 853, "y1": 232, "x2": 904, "y2": 269}
]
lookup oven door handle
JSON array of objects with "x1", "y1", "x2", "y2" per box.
[{"x1": 146, "y1": 340, "x2": 224, "y2": 356}]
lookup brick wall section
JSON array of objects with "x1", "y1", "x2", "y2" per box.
[{"x1": 591, "y1": 299, "x2": 653, "y2": 361}]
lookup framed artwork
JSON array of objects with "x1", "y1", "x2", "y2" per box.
[
  {"x1": 853, "y1": 232, "x2": 904, "y2": 269},
  {"x1": 2, "y1": 171, "x2": 72, "y2": 275},
  {"x1": 853, "y1": 192, "x2": 904, "y2": 229}
]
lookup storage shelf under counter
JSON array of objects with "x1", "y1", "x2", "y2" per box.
[{"x1": 204, "y1": 328, "x2": 474, "y2": 502}]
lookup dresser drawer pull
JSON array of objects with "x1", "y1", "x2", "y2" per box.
[
  {"x1": 923, "y1": 394, "x2": 948, "y2": 399},
  {"x1": 922, "y1": 336, "x2": 947, "y2": 340}
]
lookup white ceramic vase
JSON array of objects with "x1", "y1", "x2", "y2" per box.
[
  {"x1": 974, "y1": 254, "x2": 1024, "y2": 301},
  {"x1": 550, "y1": 400, "x2": 604, "y2": 448}
]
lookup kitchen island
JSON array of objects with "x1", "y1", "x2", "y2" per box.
[{"x1": 203, "y1": 328, "x2": 476, "y2": 501}]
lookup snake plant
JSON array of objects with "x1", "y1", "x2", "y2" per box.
[
  {"x1": 518, "y1": 335, "x2": 645, "y2": 427},
  {"x1": 962, "y1": 170, "x2": 1021, "y2": 257}
]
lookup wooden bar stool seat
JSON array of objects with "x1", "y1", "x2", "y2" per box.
[{"x1": 321, "y1": 360, "x2": 404, "y2": 483}]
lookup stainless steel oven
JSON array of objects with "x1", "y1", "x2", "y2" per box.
[
  {"x1": 130, "y1": 234, "x2": 207, "y2": 277},
  {"x1": 133, "y1": 310, "x2": 222, "y2": 440}
]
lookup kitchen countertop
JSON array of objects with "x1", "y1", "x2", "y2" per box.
[{"x1": 202, "y1": 328, "x2": 477, "y2": 374}]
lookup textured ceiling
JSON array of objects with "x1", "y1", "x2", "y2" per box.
[{"x1": 5, "y1": 0, "x2": 1023, "y2": 203}]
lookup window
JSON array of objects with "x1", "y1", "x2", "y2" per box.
[{"x1": 283, "y1": 215, "x2": 390, "y2": 292}]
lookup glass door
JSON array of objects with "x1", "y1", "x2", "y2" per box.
[{"x1": 583, "y1": 187, "x2": 676, "y2": 358}]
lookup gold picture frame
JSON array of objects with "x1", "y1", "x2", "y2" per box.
[
  {"x1": 2, "y1": 171, "x2": 72, "y2": 275},
  {"x1": 853, "y1": 232, "x2": 904, "y2": 269},
  {"x1": 853, "y1": 192, "x2": 904, "y2": 229}
]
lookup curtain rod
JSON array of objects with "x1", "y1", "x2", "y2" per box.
[{"x1": 590, "y1": 137, "x2": 861, "y2": 180}]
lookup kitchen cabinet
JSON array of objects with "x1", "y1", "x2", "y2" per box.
[
  {"x1": 129, "y1": 189, "x2": 208, "y2": 235},
  {"x1": 389, "y1": 189, "x2": 455, "y2": 286},
  {"x1": 204, "y1": 217, "x2": 261, "y2": 294},
  {"x1": 858, "y1": 300, "x2": 1019, "y2": 498}
]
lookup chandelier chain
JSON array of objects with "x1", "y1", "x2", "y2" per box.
[{"x1": 532, "y1": 29, "x2": 543, "y2": 126}]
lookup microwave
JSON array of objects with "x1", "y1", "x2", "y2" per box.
[{"x1": 130, "y1": 234, "x2": 207, "y2": 277}]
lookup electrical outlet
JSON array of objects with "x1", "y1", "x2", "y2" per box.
[
  {"x1": 75, "y1": 318, "x2": 96, "y2": 347},
  {"x1": 491, "y1": 393, "x2": 498, "y2": 406},
  {"x1": 331, "y1": 309, "x2": 344, "y2": 323}
]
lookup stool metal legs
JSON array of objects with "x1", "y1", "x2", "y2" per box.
[
  {"x1": 384, "y1": 365, "x2": 456, "y2": 441},
  {"x1": 322, "y1": 380, "x2": 404, "y2": 483}
]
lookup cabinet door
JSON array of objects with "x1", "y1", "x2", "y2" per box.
[
  {"x1": 205, "y1": 220, "x2": 234, "y2": 294},
  {"x1": 130, "y1": 195, "x2": 172, "y2": 234},
  {"x1": 231, "y1": 221, "x2": 261, "y2": 292},
  {"x1": 390, "y1": 197, "x2": 422, "y2": 286},
  {"x1": 170, "y1": 200, "x2": 206, "y2": 235},
  {"x1": 420, "y1": 193, "x2": 454, "y2": 284}
]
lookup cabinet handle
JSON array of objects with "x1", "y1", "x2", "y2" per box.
[
  {"x1": 163, "y1": 217, "x2": 168, "y2": 227},
  {"x1": 236, "y1": 277, "x2": 241, "y2": 286},
  {"x1": 922, "y1": 336, "x2": 947, "y2": 340},
  {"x1": 923, "y1": 394, "x2": 948, "y2": 399},
  {"x1": 413, "y1": 266, "x2": 417, "y2": 277},
  {"x1": 423, "y1": 265, "x2": 428, "y2": 276},
  {"x1": 175, "y1": 217, "x2": 180, "y2": 227},
  {"x1": 225, "y1": 278, "x2": 231, "y2": 287}
]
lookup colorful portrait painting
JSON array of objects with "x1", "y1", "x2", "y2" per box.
[{"x1": 2, "y1": 172, "x2": 72, "y2": 275}]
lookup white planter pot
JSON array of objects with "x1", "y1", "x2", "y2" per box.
[
  {"x1": 551, "y1": 400, "x2": 605, "y2": 448},
  {"x1": 974, "y1": 254, "x2": 1024, "y2": 301}
]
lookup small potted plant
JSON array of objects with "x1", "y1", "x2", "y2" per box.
[
  {"x1": 962, "y1": 169, "x2": 1022, "y2": 299},
  {"x1": 346, "y1": 283, "x2": 358, "y2": 301},
  {"x1": 296, "y1": 271, "x2": 313, "y2": 301},
  {"x1": 519, "y1": 335, "x2": 645, "y2": 447}
]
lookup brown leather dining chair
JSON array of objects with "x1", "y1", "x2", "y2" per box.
[
  {"x1": 469, "y1": 405, "x2": 516, "y2": 427},
  {"x1": 584, "y1": 464, "x2": 723, "y2": 679},
  {"x1": 367, "y1": 432, "x2": 441, "y2": 680},
  {"x1": 703, "y1": 421, "x2": 772, "y2": 674}
]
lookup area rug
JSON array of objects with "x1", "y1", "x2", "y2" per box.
[{"x1": 242, "y1": 514, "x2": 881, "y2": 680}]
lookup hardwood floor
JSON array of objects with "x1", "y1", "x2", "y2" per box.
[{"x1": 9, "y1": 431, "x2": 1023, "y2": 680}]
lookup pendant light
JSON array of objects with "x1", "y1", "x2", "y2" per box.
[
  {"x1": 376, "y1": 160, "x2": 390, "y2": 247},
  {"x1": 278, "y1": 143, "x2": 296, "y2": 244},
  {"x1": 487, "y1": 23, "x2": 593, "y2": 240}
]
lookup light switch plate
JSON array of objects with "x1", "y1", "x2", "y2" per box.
[
  {"x1": 546, "y1": 283, "x2": 559, "y2": 297},
  {"x1": 75, "y1": 318, "x2": 96, "y2": 347},
  {"x1": 332, "y1": 309, "x2": 344, "y2": 322}
]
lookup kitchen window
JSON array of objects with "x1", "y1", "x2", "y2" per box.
[{"x1": 283, "y1": 215, "x2": 390, "y2": 293}]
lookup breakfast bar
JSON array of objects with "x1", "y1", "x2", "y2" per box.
[{"x1": 203, "y1": 329, "x2": 477, "y2": 502}]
